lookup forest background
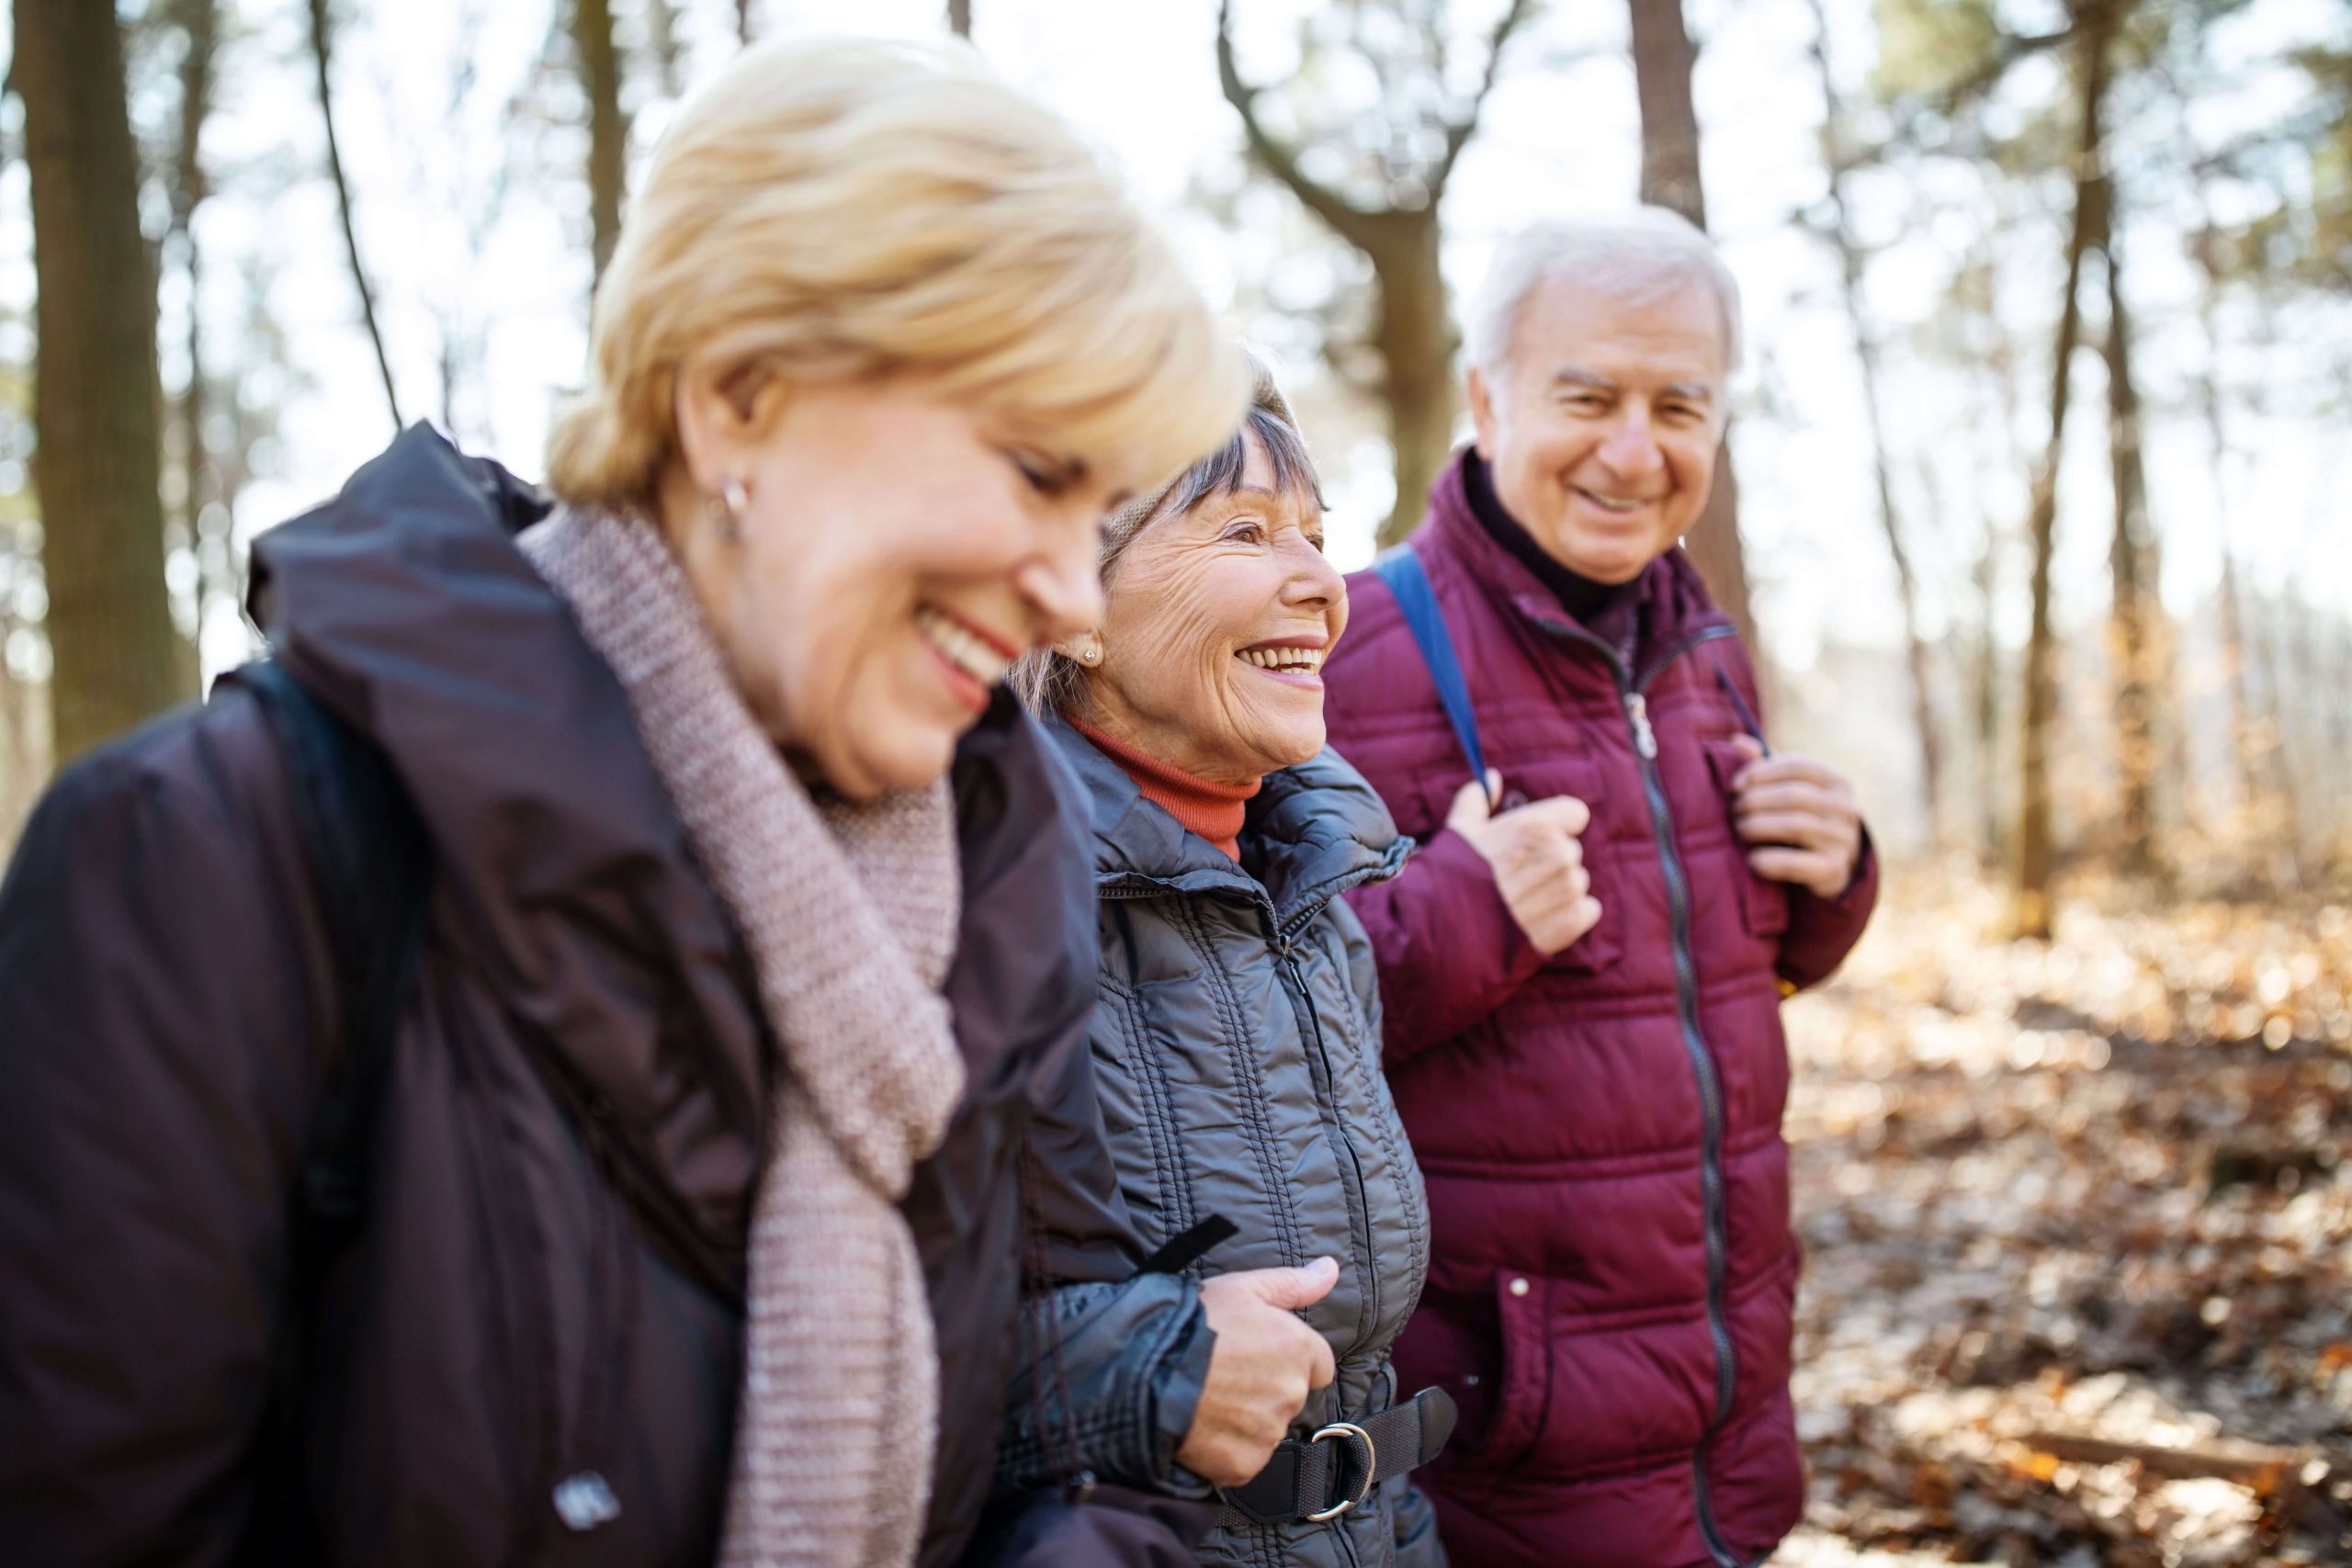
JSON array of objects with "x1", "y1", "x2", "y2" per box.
[{"x1": 3, "y1": 0, "x2": 2349, "y2": 1562}]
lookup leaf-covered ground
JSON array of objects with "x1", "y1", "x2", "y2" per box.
[{"x1": 1778, "y1": 871, "x2": 2352, "y2": 1567}]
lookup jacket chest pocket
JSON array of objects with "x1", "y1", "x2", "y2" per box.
[
  {"x1": 1414, "y1": 755, "x2": 1623, "y2": 976},
  {"x1": 1702, "y1": 739, "x2": 1790, "y2": 941}
]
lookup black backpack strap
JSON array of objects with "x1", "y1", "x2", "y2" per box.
[
  {"x1": 234, "y1": 660, "x2": 433, "y2": 1227},
  {"x1": 224, "y1": 660, "x2": 432, "y2": 1553},
  {"x1": 1373, "y1": 546, "x2": 1488, "y2": 791}
]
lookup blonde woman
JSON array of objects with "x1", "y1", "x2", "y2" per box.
[{"x1": 0, "y1": 38, "x2": 1243, "y2": 1568}]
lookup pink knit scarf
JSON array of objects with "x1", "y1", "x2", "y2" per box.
[{"x1": 521, "y1": 509, "x2": 965, "y2": 1568}]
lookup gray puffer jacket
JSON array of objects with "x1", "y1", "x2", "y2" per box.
[{"x1": 1001, "y1": 720, "x2": 1444, "y2": 1568}]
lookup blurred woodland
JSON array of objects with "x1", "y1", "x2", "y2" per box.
[{"x1": 0, "y1": 1, "x2": 2347, "y2": 1562}]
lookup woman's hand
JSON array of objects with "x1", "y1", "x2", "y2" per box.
[
  {"x1": 1176, "y1": 1257, "x2": 1340, "y2": 1486},
  {"x1": 1445, "y1": 774, "x2": 1603, "y2": 955}
]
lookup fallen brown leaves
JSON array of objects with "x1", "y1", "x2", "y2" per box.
[{"x1": 1782, "y1": 866, "x2": 2352, "y2": 1567}]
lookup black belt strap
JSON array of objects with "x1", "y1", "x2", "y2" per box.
[{"x1": 1218, "y1": 1386, "x2": 1457, "y2": 1527}]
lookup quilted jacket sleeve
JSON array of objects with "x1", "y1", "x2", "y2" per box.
[
  {"x1": 0, "y1": 698, "x2": 326, "y2": 1568},
  {"x1": 1344, "y1": 829, "x2": 1550, "y2": 1068},
  {"x1": 1776, "y1": 831, "x2": 1880, "y2": 991},
  {"x1": 994, "y1": 1271, "x2": 1216, "y2": 1496}
]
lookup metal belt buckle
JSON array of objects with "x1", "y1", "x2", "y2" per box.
[{"x1": 1304, "y1": 1420, "x2": 1379, "y2": 1522}]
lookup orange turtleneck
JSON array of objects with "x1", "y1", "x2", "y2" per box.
[{"x1": 1071, "y1": 718, "x2": 1261, "y2": 862}]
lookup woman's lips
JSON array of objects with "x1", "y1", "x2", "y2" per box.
[{"x1": 923, "y1": 640, "x2": 992, "y2": 715}]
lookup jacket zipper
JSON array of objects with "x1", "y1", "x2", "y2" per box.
[{"x1": 1540, "y1": 617, "x2": 1757, "y2": 1568}]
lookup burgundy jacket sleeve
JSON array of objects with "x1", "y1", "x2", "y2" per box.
[
  {"x1": 1775, "y1": 829, "x2": 1879, "y2": 992},
  {"x1": 0, "y1": 697, "x2": 327, "y2": 1568},
  {"x1": 1343, "y1": 828, "x2": 1550, "y2": 1069}
]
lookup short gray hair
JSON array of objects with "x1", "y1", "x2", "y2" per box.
[{"x1": 1464, "y1": 209, "x2": 1744, "y2": 378}]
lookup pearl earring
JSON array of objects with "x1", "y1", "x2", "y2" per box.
[
  {"x1": 711, "y1": 475, "x2": 749, "y2": 543},
  {"x1": 1079, "y1": 640, "x2": 1102, "y2": 665}
]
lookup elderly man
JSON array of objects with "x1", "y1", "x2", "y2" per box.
[{"x1": 1321, "y1": 210, "x2": 1878, "y2": 1566}]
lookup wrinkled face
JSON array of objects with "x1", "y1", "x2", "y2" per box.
[
  {"x1": 666, "y1": 376, "x2": 1112, "y2": 800},
  {"x1": 1468, "y1": 275, "x2": 1729, "y2": 585},
  {"x1": 1080, "y1": 432, "x2": 1343, "y2": 787}
]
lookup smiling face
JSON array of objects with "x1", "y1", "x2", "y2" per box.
[
  {"x1": 1467, "y1": 274, "x2": 1729, "y2": 585},
  {"x1": 1075, "y1": 429, "x2": 1344, "y2": 788},
  {"x1": 662, "y1": 374, "x2": 1113, "y2": 800}
]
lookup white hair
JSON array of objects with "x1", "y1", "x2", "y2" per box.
[{"x1": 1465, "y1": 209, "x2": 1744, "y2": 378}]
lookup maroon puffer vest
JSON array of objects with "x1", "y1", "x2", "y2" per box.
[{"x1": 1321, "y1": 454, "x2": 1877, "y2": 1567}]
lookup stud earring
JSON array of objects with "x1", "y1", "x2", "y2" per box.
[
  {"x1": 1079, "y1": 639, "x2": 1103, "y2": 665},
  {"x1": 710, "y1": 475, "x2": 749, "y2": 543}
]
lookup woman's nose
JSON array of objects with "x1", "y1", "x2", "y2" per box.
[
  {"x1": 1015, "y1": 542, "x2": 1105, "y2": 646},
  {"x1": 1281, "y1": 535, "x2": 1344, "y2": 606}
]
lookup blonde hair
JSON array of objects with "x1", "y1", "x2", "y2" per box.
[{"x1": 547, "y1": 36, "x2": 1246, "y2": 510}]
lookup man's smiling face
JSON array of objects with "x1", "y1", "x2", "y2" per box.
[{"x1": 1466, "y1": 274, "x2": 1729, "y2": 586}]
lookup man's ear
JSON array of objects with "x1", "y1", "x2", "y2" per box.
[
  {"x1": 1465, "y1": 366, "x2": 1499, "y2": 459},
  {"x1": 673, "y1": 365, "x2": 789, "y2": 491}
]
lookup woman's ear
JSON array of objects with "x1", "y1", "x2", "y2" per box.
[
  {"x1": 1053, "y1": 632, "x2": 1104, "y2": 667},
  {"x1": 673, "y1": 365, "x2": 791, "y2": 492}
]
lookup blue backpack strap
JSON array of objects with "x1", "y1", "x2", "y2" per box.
[{"x1": 1374, "y1": 547, "x2": 1487, "y2": 789}]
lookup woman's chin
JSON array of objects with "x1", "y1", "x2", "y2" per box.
[
  {"x1": 1250, "y1": 720, "x2": 1328, "y2": 775},
  {"x1": 810, "y1": 723, "x2": 965, "y2": 801}
]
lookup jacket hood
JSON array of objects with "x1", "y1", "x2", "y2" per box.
[
  {"x1": 247, "y1": 423, "x2": 767, "y2": 1275},
  {"x1": 1044, "y1": 715, "x2": 1409, "y2": 931}
]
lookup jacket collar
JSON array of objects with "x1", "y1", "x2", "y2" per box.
[
  {"x1": 1044, "y1": 716, "x2": 1408, "y2": 934},
  {"x1": 1419, "y1": 447, "x2": 1732, "y2": 665}
]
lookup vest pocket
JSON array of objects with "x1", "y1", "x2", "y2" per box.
[{"x1": 1702, "y1": 740, "x2": 1791, "y2": 941}]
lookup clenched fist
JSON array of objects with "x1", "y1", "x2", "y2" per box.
[
  {"x1": 1446, "y1": 772, "x2": 1603, "y2": 956},
  {"x1": 1177, "y1": 1258, "x2": 1340, "y2": 1486}
]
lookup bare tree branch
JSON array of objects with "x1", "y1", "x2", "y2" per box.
[
  {"x1": 1216, "y1": 0, "x2": 1379, "y2": 250},
  {"x1": 1932, "y1": 25, "x2": 2075, "y2": 117},
  {"x1": 307, "y1": 0, "x2": 402, "y2": 432},
  {"x1": 1432, "y1": 0, "x2": 1535, "y2": 193}
]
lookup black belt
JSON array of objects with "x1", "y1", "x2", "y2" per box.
[{"x1": 1218, "y1": 1386, "x2": 1457, "y2": 1527}]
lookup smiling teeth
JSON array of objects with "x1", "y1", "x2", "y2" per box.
[
  {"x1": 916, "y1": 606, "x2": 1013, "y2": 687},
  {"x1": 1238, "y1": 647, "x2": 1326, "y2": 672}
]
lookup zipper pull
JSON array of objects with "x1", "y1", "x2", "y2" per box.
[{"x1": 1625, "y1": 693, "x2": 1658, "y2": 760}]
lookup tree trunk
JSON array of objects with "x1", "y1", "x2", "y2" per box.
[
  {"x1": 17, "y1": 0, "x2": 185, "y2": 765},
  {"x1": 948, "y1": 0, "x2": 972, "y2": 38},
  {"x1": 2100, "y1": 237, "x2": 2165, "y2": 877},
  {"x1": 1371, "y1": 215, "x2": 1460, "y2": 547},
  {"x1": 308, "y1": 0, "x2": 402, "y2": 433},
  {"x1": 1214, "y1": 1, "x2": 1533, "y2": 553},
  {"x1": 1806, "y1": 0, "x2": 1942, "y2": 840},
  {"x1": 2015, "y1": 0, "x2": 2120, "y2": 940},
  {"x1": 1626, "y1": 0, "x2": 1758, "y2": 653},
  {"x1": 1628, "y1": 0, "x2": 1706, "y2": 226},
  {"x1": 644, "y1": 0, "x2": 681, "y2": 95},
  {"x1": 736, "y1": 0, "x2": 753, "y2": 46},
  {"x1": 571, "y1": 0, "x2": 628, "y2": 294},
  {"x1": 170, "y1": 0, "x2": 219, "y2": 692},
  {"x1": 1971, "y1": 513, "x2": 2006, "y2": 863}
]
